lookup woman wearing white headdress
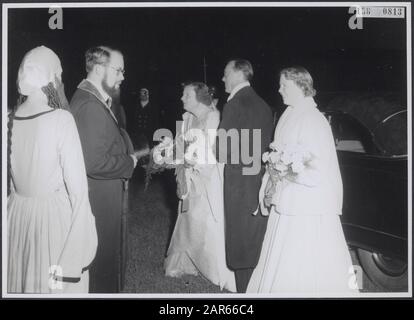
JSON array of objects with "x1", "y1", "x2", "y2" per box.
[{"x1": 7, "y1": 46, "x2": 97, "y2": 293}]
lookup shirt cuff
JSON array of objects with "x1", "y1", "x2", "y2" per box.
[{"x1": 130, "y1": 154, "x2": 138, "y2": 168}]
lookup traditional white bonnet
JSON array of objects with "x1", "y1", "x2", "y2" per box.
[{"x1": 17, "y1": 45, "x2": 62, "y2": 96}]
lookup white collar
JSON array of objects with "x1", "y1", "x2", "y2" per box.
[
  {"x1": 85, "y1": 78, "x2": 110, "y2": 103},
  {"x1": 140, "y1": 100, "x2": 149, "y2": 108},
  {"x1": 289, "y1": 96, "x2": 317, "y2": 111},
  {"x1": 227, "y1": 81, "x2": 250, "y2": 102}
]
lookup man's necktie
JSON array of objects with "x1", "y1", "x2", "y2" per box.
[
  {"x1": 106, "y1": 98, "x2": 112, "y2": 110},
  {"x1": 105, "y1": 97, "x2": 118, "y2": 124}
]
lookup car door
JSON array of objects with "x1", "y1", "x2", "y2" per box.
[{"x1": 327, "y1": 112, "x2": 407, "y2": 261}]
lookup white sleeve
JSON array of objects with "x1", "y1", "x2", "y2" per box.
[
  {"x1": 293, "y1": 113, "x2": 334, "y2": 187},
  {"x1": 56, "y1": 112, "x2": 98, "y2": 281}
]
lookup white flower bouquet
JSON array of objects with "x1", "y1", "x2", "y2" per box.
[
  {"x1": 261, "y1": 142, "x2": 313, "y2": 208},
  {"x1": 144, "y1": 136, "x2": 181, "y2": 190},
  {"x1": 144, "y1": 130, "x2": 209, "y2": 191}
]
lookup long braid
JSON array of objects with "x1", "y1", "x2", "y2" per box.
[
  {"x1": 7, "y1": 97, "x2": 21, "y2": 196},
  {"x1": 17, "y1": 94, "x2": 27, "y2": 106}
]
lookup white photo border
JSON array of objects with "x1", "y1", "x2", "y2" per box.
[{"x1": 2, "y1": 1, "x2": 412, "y2": 299}]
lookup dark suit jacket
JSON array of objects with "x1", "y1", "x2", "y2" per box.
[
  {"x1": 130, "y1": 101, "x2": 160, "y2": 148},
  {"x1": 70, "y1": 79, "x2": 134, "y2": 293},
  {"x1": 218, "y1": 85, "x2": 274, "y2": 270}
]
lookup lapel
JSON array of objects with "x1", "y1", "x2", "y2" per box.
[
  {"x1": 78, "y1": 80, "x2": 134, "y2": 154},
  {"x1": 227, "y1": 86, "x2": 251, "y2": 102},
  {"x1": 77, "y1": 79, "x2": 119, "y2": 125},
  {"x1": 223, "y1": 86, "x2": 252, "y2": 111}
]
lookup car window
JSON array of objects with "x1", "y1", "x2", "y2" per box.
[
  {"x1": 336, "y1": 139, "x2": 365, "y2": 153},
  {"x1": 374, "y1": 110, "x2": 407, "y2": 156},
  {"x1": 326, "y1": 113, "x2": 379, "y2": 155}
]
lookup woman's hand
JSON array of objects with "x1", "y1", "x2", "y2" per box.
[
  {"x1": 184, "y1": 157, "x2": 197, "y2": 168},
  {"x1": 263, "y1": 177, "x2": 276, "y2": 209},
  {"x1": 134, "y1": 146, "x2": 150, "y2": 159}
]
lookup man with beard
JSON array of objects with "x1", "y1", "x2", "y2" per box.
[{"x1": 70, "y1": 46, "x2": 145, "y2": 293}]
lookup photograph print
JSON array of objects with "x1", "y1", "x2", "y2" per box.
[{"x1": 2, "y1": 1, "x2": 412, "y2": 298}]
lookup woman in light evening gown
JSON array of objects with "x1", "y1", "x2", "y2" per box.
[
  {"x1": 7, "y1": 46, "x2": 97, "y2": 293},
  {"x1": 164, "y1": 82, "x2": 236, "y2": 292},
  {"x1": 247, "y1": 67, "x2": 360, "y2": 295}
]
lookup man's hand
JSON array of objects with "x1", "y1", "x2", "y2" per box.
[{"x1": 130, "y1": 154, "x2": 138, "y2": 168}]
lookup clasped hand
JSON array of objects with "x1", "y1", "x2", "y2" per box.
[
  {"x1": 131, "y1": 146, "x2": 150, "y2": 168},
  {"x1": 263, "y1": 178, "x2": 276, "y2": 209},
  {"x1": 263, "y1": 169, "x2": 282, "y2": 209},
  {"x1": 133, "y1": 146, "x2": 150, "y2": 159}
]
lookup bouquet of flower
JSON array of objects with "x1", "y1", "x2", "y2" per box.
[
  {"x1": 262, "y1": 142, "x2": 313, "y2": 208},
  {"x1": 175, "y1": 130, "x2": 212, "y2": 212},
  {"x1": 182, "y1": 129, "x2": 209, "y2": 168},
  {"x1": 143, "y1": 128, "x2": 212, "y2": 196},
  {"x1": 144, "y1": 136, "x2": 181, "y2": 190}
]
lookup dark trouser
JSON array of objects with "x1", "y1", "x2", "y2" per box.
[
  {"x1": 88, "y1": 209, "x2": 121, "y2": 293},
  {"x1": 235, "y1": 268, "x2": 254, "y2": 293},
  {"x1": 88, "y1": 179, "x2": 123, "y2": 293}
]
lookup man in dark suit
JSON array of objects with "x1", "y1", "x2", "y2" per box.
[
  {"x1": 217, "y1": 59, "x2": 274, "y2": 293},
  {"x1": 131, "y1": 88, "x2": 160, "y2": 149},
  {"x1": 70, "y1": 46, "x2": 146, "y2": 293}
]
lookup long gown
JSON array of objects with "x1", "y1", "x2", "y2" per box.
[
  {"x1": 164, "y1": 109, "x2": 236, "y2": 292},
  {"x1": 247, "y1": 97, "x2": 360, "y2": 295},
  {"x1": 7, "y1": 108, "x2": 98, "y2": 293}
]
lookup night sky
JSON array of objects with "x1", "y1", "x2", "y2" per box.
[{"x1": 6, "y1": 4, "x2": 407, "y2": 115}]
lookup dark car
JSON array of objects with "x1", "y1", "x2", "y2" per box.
[{"x1": 324, "y1": 110, "x2": 408, "y2": 291}]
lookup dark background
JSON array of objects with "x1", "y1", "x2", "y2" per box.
[{"x1": 7, "y1": 5, "x2": 407, "y2": 125}]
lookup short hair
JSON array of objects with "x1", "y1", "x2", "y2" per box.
[
  {"x1": 231, "y1": 59, "x2": 254, "y2": 81},
  {"x1": 280, "y1": 66, "x2": 317, "y2": 97},
  {"x1": 85, "y1": 46, "x2": 112, "y2": 73},
  {"x1": 184, "y1": 81, "x2": 213, "y2": 106}
]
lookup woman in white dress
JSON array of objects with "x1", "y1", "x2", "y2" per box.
[
  {"x1": 247, "y1": 67, "x2": 359, "y2": 295},
  {"x1": 7, "y1": 46, "x2": 97, "y2": 293},
  {"x1": 164, "y1": 82, "x2": 236, "y2": 292}
]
